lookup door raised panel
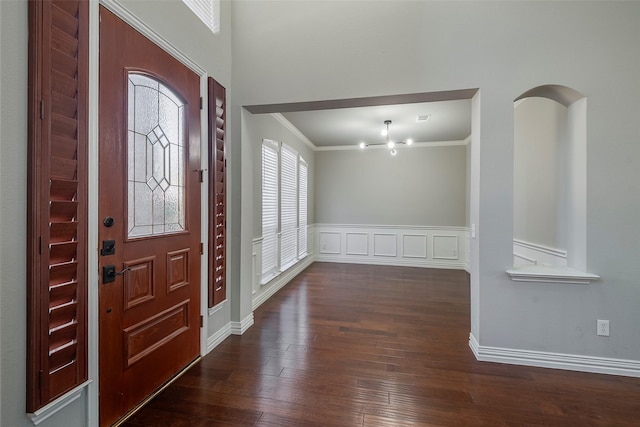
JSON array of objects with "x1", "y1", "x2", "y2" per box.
[
  {"x1": 167, "y1": 249, "x2": 190, "y2": 293},
  {"x1": 123, "y1": 256, "x2": 155, "y2": 310},
  {"x1": 123, "y1": 301, "x2": 190, "y2": 368}
]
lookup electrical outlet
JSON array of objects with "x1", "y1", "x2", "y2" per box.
[{"x1": 597, "y1": 319, "x2": 610, "y2": 337}]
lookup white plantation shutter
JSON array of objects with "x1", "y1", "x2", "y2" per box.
[
  {"x1": 182, "y1": 0, "x2": 221, "y2": 33},
  {"x1": 298, "y1": 158, "x2": 308, "y2": 258},
  {"x1": 280, "y1": 144, "x2": 298, "y2": 270},
  {"x1": 261, "y1": 140, "x2": 279, "y2": 282}
]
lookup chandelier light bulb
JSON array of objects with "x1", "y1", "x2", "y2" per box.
[
  {"x1": 387, "y1": 141, "x2": 395, "y2": 149},
  {"x1": 359, "y1": 142, "x2": 366, "y2": 149},
  {"x1": 406, "y1": 138, "x2": 413, "y2": 146},
  {"x1": 381, "y1": 129, "x2": 388, "y2": 136},
  {"x1": 390, "y1": 149, "x2": 397, "y2": 156}
]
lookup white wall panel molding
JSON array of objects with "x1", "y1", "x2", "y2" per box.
[
  {"x1": 432, "y1": 235, "x2": 460, "y2": 260},
  {"x1": 319, "y1": 231, "x2": 341, "y2": 254},
  {"x1": 315, "y1": 224, "x2": 469, "y2": 270},
  {"x1": 464, "y1": 230, "x2": 471, "y2": 273},
  {"x1": 509, "y1": 240, "x2": 598, "y2": 284},
  {"x1": 402, "y1": 234, "x2": 428, "y2": 259},
  {"x1": 346, "y1": 232, "x2": 368, "y2": 256},
  {"x1": 513, "y1": 239, "x2": 567, "y2": 267},
  {"x1": 373, "y1": 233, "x2": 397, "y2": 257},
  {"x1": 252, "y1": 238, "x2": 262, "y2": 294},
  {"x1": 469, "y1": 333, "x2": 640, "y2": 378}
]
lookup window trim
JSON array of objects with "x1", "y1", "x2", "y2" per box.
[{"x1": 182, "y1": 0, "x2": 221, "y2": 34}]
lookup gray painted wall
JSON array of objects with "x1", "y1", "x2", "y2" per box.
[
  {"x1": 232, "y1": 0, "x2": 640, "y2": 363},
  {"x1": 245, "y1": 113, "x2": 315, "y2": 239},
  {"x1": 314, "y1": 146, "x2": 467, "y2": 226},
  {"x1": 513, "y1": 97, "x2": 567, "y2": 250},
  {"x1": 465, "y1": 144, "x2": 471, "y2": 228}
]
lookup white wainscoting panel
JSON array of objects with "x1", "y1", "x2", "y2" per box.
[
  {"x1": 373, "y1": 233, "x2": 397, "y2": 257},
  {"x1": 433, "y1": 235, "x2": 459, "y2": 260},
  {"x1": 319, "y1": 231, "x2": 341, "y2": 254},
  {"x1": 252, "y1": 238, "x2": 262, "y2": 294},
  {"x1": 315, "y1": 224, "x2": 468, "y2": 270},
  {"x1": 307, "y1": 226, "x2": 314, "y2": 256},
  {"x1": 346, "y1": 232, "x2": 368, "y2": 256},
  {"x1": 513, "y1": 239, "x2": 567, "y2": 267},
  {"x1": 465, "y1": 230, "x2": 471, "y2": 273},
  {"x1": 402, "y1": 234, "x2": 428, "y2": 259}
]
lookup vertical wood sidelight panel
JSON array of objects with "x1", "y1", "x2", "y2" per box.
[
  {"x1": 27, "y1": 0, "x2": 88, "y2": 411},
  {"x1": 207, "y1": 78, "x2": 227, "y2": 307}
]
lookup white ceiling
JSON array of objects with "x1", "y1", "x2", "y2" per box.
[{"x1": 280, "y1": 99, "x2": 472, "y2": 148}]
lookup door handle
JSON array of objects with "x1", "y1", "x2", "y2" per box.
[{"x1": 102, "y1": 265, "x2": 131, "y2": 283}]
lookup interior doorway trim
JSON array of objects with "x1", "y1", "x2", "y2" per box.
[{"x1": 88, "y1": 1, "x2": 210, "y2": 424}]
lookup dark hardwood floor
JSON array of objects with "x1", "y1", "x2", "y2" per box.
[{"x1": 122, "y1": 263, "x2": 640, "y2": 426}]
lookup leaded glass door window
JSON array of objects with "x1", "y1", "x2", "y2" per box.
[{"x1": 127, "y1": 73, "x2": 186, "y2": 238}]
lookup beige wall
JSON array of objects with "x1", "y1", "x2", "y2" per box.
[
  {"x1": 513, "y1": 97, "x2": 568, "y2": 250},
  {"x1": 314, "y1": 146, "x2": 467, "y2": 226}
]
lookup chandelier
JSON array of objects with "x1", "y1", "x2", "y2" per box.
[{"x1": 359, "y1": 120, "x2": 413, "y2": 155}]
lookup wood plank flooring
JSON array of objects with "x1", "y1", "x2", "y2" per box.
[{"x1": 122, "y1": 263, "x2": 640, "y2": 426}]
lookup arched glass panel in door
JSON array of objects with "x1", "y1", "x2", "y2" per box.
[{"x1": 127, "y1": 73, "x2": 186, "y2": 238}]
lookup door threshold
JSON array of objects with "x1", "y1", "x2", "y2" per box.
[{"x1": 110, "y1": 356, "x2": 202, "y2": 427}]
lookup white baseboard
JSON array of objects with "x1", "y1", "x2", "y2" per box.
[
  {"x1": 206, "y1": 322, "x2": 231, "y2": 353},
  {"x1": 230, "y1": 313, "x2": 254, "y2": 335},
  {"x1": 252, "y1": 255, "x2": 314, "y2": 311},
  {"x1": 315, "y1": 255, "x2": 465, "y2": 270},
  {"x1": 469, "y1": 333, "x2": 640, "y2": 378}
]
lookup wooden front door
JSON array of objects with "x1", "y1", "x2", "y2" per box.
[{"x1": 98, "y1": 7, "x2": 201, "y2": 426}]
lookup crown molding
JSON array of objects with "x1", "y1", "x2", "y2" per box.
[
  {"x1": 315, "y1": 140, "x2": 469, "y2": 152},
  {"x1": 270, "y1": 113, "x2": 317, "y2": 151}
]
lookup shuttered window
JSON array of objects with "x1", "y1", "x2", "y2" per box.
[
  {"x1": 27, "y1": 0, "x2": 89, "y2": 411},
  {"x1": 261, "y1": 141, "x2": 307, "y2": 284},
  {"x1": 298, "y1": 158, "x2": 308, "y2": 259},
  {"x1": 261, "y1": 140, "x2": 279, "y2": 283},
  {"x1": 208, "y1": 77, "x2": 226, "y2": 307},
  {"x1": 182, "y1": 0, "x2": 220, "y2": 34},
  {"x1": 280, "y1": 144, "x2": 298, "y2": 271}
]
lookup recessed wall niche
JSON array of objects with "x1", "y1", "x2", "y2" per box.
[{"x1": 510, "y1": 85, "x2": 595, "y2": 282}]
